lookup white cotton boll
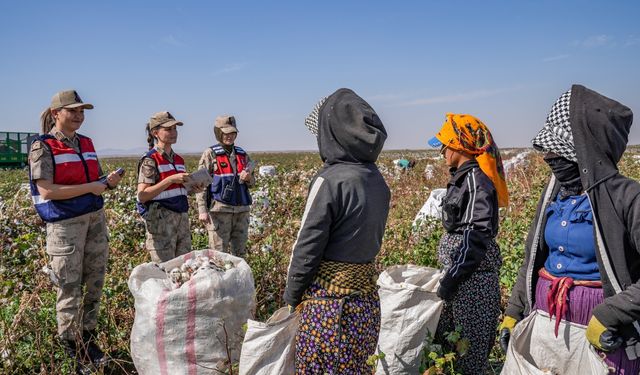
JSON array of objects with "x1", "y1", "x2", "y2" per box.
[
  {"x1": 181, "y1": 271, "x2": 190, "y2": 282},
  {"x1": 1, "y1": 348, "x2": 12, "y2": 367},
  {"x1": 169, "y1": 268, "x2": 182, "y2": 285},
  {"x1": 424, "y1": 164, "x2": 435, "y2": 180},
  {"x1": 199, "y1": 263, "x2": 212, "y2": 271},
  {"x1": 194, "y1": 263, "x2": 213, "y2": 276},
  {"x1": 208, "y1": 260, "x2": 224, "y2": 272},
  {"x1": 184, "y1": 259, "x2": 198, "y2": 273}
]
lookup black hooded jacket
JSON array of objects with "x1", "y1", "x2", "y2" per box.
[
  {"x1": 505, "y1": 84, "x2": 640, "y2": 343},
  {"x1": 284, "y1": 88, "x2": 391, "y2": 307}
]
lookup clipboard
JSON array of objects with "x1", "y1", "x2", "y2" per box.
[{"x1": 183, "y1": 168, "x2": 213, "y2": 193}]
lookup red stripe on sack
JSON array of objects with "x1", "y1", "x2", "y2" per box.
[
  {"x1": 156, "y1": 290, "x2": 170, "y2": 375},
  {"x1": 186, "y1": 278, "x2": 198, "y2": 374}
]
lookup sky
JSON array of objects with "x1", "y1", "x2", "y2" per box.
[{"x1": 2, "y1": 1, "x2": 640, "y2": 155}]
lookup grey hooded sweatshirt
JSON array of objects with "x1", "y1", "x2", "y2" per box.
[
  {"x1": 506, "y1": 84, "x2": 640, "y2": 345},
  {"x1": 284, "y1": 88, "x2": 391, "y2": 307}
]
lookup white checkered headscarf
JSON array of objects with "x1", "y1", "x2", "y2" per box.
[
  {"x1": 304, "y1": 96, "x2": 328, "y2": 136},
  {"x1": 531, "y1": 90, "x2": 577, "y2": 162}
]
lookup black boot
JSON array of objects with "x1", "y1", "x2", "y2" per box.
[
  {"x1": 81, "y1": 330, "x2": 107, "y2": 366},
  {"x1": 59, "y1": 338, "x2": 78, "y2": 360},
  {"x1": 58, "y1": 338, "x2": 90, "y2": 375}
]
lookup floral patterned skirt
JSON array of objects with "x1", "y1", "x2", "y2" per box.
[
  {"x1": 435, "y1": 232, "x2": 501, "y2": 374},
  {"x1": 295, "y1": 262, "x2": 380, "y2": 374}
]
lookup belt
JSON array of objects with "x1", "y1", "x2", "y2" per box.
[{"x1": 539, "y1": 267, "x2": 602, "y2": 337}]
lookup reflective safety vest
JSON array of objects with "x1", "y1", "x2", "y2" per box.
[
  {"x1": 29, "y1": 134, "x2": 104, "y2": 222},
  {"x1": 136, "y1": 148, "x2": 188, "y2": 216},
  {"x1": 209, "y1": 144, "x2": 252, "y2": 206}
]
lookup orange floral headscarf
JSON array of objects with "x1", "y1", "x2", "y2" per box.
[{"x1": 434, "y1": 113, "x2": 509, "y2": 207}]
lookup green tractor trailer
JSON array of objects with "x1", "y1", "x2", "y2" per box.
[{"x1": 0, "y1": 131, "x2": 38, "y2": 168}]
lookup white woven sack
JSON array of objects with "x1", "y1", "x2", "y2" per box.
[
  {"x1": 375, "y1": 265, "x2": 444, "y2": 375},
  {"x1": 412, "y1": 188, "x2": 447, "y2": 229},
  {"x1": 128, "y1": 249, "x2": 256, "y2": 375},
  {"x1": 258, "y1": 165, "x2": 276, "y2": 177},
  {"x1": 501, "y1": 309, "x2": 609, "y2": 374},
  {"x1": 239, "y1": 307, "x2": 299, "y2": 375}
]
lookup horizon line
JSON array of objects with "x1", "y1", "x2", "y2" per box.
[{"x1": 96, "y1": 145, "x2": 640, "y2": 158}]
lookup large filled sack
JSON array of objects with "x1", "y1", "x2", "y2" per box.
[
  {"x1": 503, "y1": 150, "x2": 532, "y2": 175},
  {"x1": 128, "y1": 249, "x2": 256, "y2": 375},
  {"x1": 258, "y1": 165, "x2": 276, "y2": 177},
  {"x1": 375, "y1": 265, "x2": 444, "y2": 375},
  {"x1": 412, "y1": 188, "x2": 446, "y2": 230},
  {"x1": 502, "y1": 310, "x2": 609, "y2": 374},
  {"x1": 239, "y1": 307, "x2": 299, "y2": 375}
]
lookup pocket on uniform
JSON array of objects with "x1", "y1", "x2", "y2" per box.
[
  {"x1": 46, "y1": 244, "x2": 76, "y2": 256},
  {"x1": 145, "y1": 202, "x2": 159, "y2": 219},
  {"x1": 45, "y1": 218, "x2": 83, "y2": 252},
  {"x1": 145, "y1": 205, "x2": 167, "y2": 236},
  {"x1": 47, "y1": 245, "x2": 77, "y2": 287}
]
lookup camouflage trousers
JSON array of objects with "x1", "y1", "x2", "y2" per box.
[
  {"x1": 46, "y1": 210, "x2": 109, "y2": 341},
  {"x1": 144, "y1": 204, "x2": 191, "y2": 263},
  {"x1": 207, "y1": 211, "x2": 250, "y2": 257}
]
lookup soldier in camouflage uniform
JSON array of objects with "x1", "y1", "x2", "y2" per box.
[
  {"x1": 29, "y1": 90, "x2": 123, "y2": 369},
  {"x1": 137, "y1": 111, "x2": 198, "y2": 263},
  {"x1": 196, "y1": 115, "x2": 255, "y2": 257}
]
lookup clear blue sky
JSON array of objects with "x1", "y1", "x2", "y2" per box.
[{"x1": 2, "y1": 1, "x2": 640, "y2": 154}]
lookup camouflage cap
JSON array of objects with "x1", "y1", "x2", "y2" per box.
[
  {"x1": 148, "y1": 111, "x2": 184, "y2": 131},
  {"x1": 214, "y1": 115, "x2": 238, "y2": 134},
  {"x1": 50, "y1": 90, "x2": 94, "y2": 110}
]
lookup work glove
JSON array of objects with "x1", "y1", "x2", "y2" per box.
[
  {"x1": 586, "y1": 315, "x2": 623, "y2": 352},
  {"x1": 498, "y1": 316, "x2": 518, "y2": 353}
]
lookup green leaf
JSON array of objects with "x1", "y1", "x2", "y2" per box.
[{"x1": 456, "y1": 338, "x2": 470, "y2": 356}]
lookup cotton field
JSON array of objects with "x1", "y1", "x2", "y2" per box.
[{"x1": 1, "y1": 147, "x2": 640, "y2": 373}]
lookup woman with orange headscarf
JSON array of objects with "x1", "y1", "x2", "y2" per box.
[{"x1": 427, "y1": 113, "x2": 508, "y2": 373}]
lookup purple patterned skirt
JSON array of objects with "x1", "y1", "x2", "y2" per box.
[
  {"x1": 294, "y1": 281, "x2": 380, "y2": 374},
  {"x1": 535, "y1": 276, "x2": 640, "y2": 374}
]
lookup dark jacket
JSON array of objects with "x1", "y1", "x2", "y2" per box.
[
  {"x1": 438, "y1": 160, "x2": 499, "y2": 298},
  {"x1": 505, "y1": 84, "x2": 640, "y2": 345},
  {"x1": 284, "y1": 88, "x2": 391, "y2": 307}
]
